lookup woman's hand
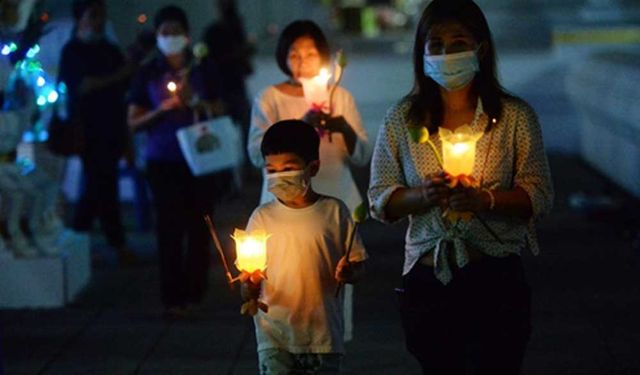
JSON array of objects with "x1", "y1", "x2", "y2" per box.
[
  {"x1": 159, "y1": 95, "x2": 184, "y2": 112},
  {"x1": 448, "y1": 185, "x2": 489, "y2": 213},
  {"x1": 302, "y1": 110, "x2": 328, "y2": 128},
  {"x1": 325, "y1": 115, "x2": 357, "y2": 152},
  {"x1": 384, "y1": 172, "x2": 451, "y2": 220},
  {"x1": 419, "y1": 172, "x2": 451, "y2": 210}
]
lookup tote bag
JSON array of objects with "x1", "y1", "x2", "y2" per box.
[{"x1": 175, "y1": 114, "x2": 242, "y2": 176}]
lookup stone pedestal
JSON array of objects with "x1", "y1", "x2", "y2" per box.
[{"x1": 0, "y1": 230, "x2": 91, "y2": 309}]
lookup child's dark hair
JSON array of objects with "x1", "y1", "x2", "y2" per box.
[
  {"x1": 154, "y1": 5, "x2": 190, "y2": 33},
  {"x1": 261, "y1": 120, "x2": 320, "y2": 164}
]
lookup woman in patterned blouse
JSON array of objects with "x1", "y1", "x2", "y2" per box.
[{"x1": 368, "y1": 1, "x2": 553, "y2": 374}]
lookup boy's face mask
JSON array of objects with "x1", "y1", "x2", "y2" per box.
[
  {"x1": 267, "y1": 169, "x2": 310, "y2": 202},
  {"x1": 423, "y1": 50, "x2": 479, "y2": 91}
]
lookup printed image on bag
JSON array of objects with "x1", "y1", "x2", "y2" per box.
[{"x1": 176, "y1": 115, "x2": 242, "y2": 176}]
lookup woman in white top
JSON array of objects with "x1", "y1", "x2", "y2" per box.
[
  {"x1": 247, "y1": 20, "x2": 370, "y2": 342},
  {"x1": 368, "y1": 1, "x2": 553, "y2": 374},
  {"x1": 247, "y1": 20, "x2": 370, "y2": 212}
]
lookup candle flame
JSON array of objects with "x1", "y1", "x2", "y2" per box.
[
  {"x1": 316, "y1": 68, "x2": 331, "y2": 84},
  {"x1": 451, "y1": 142, "x2": 470, "y2": 156},
  {"x1": 232, "y1": 229, "x2": 270, "y2": 273},
  {"x1": 167, "y1": 81, "x2": 177, "y2": 93},
  {"x1": 439, "y1": 125, "x2": 483, "y2": 176}
]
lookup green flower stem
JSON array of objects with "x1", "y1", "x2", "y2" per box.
[{"x1": 328, "y1": 69, "x2": 343, "y2": 116}]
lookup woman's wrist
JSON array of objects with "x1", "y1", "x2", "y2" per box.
[
  {"x1": 417, "y1": 185, "x2": 438, "y2": 211},
  {"x1": 481, "y1": 188, "x2": 495, "y2": 212}
]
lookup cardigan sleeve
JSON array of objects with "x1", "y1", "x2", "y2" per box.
[
  {"x1": 512, "y1": 101, "x2": 554, "y2": 220},
  {"x1": 368, "y1": 103, "x2": 409, "y2": 223},
  {"x1": 247, "y1": 88, "x2": 276, "y2": 168}
]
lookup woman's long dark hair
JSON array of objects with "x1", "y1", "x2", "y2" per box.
[{"x1": 407, "y1": 0, "x2": 511, "y2": 133}]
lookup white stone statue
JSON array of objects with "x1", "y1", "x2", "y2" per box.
[
  {"x1": 0, "y1": 0, "x2": 65, "y2": 258},
  {"x1": 0, "y1": 72, "x2": 64, "y2": 257}
]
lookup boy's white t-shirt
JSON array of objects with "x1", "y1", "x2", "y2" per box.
[{"x1": 246, "y1": 195, "x2": 367, "y2": 354}]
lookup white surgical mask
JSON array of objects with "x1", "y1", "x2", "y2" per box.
[
  {"x1": 157, "y1": 35, "x2": 189, "y2": 56},
  {"x1": 267, "y1": 170, "x2": 309, "y2": 202},
  {"x1": 423, "y1": 50, "x2": 479, "y2": 91}
]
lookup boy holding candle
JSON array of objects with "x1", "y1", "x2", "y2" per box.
[{"x1": 242, "y1": 119, "x2": 367, "y2": 374}]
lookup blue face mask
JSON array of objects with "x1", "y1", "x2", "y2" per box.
[{"x1": 423, "y1": 50, "x2": 479, "y2": 91}]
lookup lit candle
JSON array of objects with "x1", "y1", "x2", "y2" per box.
[
  {"x1": 439, "y1": 125, "x2": 483, "y2": 176},
  {"x1": 166, "y1": 81, "x2": 177, "y2": 95},
  {"x1": 300, "y1": 68, "x2": 331, "y2": 113},
  {"x1": 232, "y1": 229, "x2": 269, "y2": 274}
]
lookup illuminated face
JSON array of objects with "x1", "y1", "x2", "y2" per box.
[
  {"x1": 425, "y1": 21, "x2": 477, "y2": 56},
  {"x1": 287, "y1": 36, "x2": 322, "y2": 79}
]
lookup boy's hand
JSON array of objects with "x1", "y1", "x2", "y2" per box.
[
  {"x1": 240, "y1": 280, "x2": 261, "y2": 302},
  {"x1": 335, "y1": 257, "x2": 364, "y2": 284}
]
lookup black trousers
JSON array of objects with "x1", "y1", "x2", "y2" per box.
[
  {"x1": 73, "y1": 150, "x2": 125, "y2": 248},
  {"x1": 398, "y1": 255, "x2": 531, "y2": 375},
  {"x1": 146, "y1": 161, "x2": 226, "y2": 308}
]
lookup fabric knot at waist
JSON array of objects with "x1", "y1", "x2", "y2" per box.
[{"x1": 427, "y1": 228, "x2": 471, "y2": 285}]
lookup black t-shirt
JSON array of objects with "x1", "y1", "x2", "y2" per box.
[{"x1": 57, "y1": 38, "x2": 128, "y2": 148}]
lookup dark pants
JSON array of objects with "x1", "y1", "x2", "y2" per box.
[
  {"x1": 146, "y1": 161, "x2": 226, "y2": 308},
  {"x1": 73, "y1": 150, "x2": 125, "y2": 248},
  {"x1": 398, "y1": 255, "x2": 531, "y2": 375}
]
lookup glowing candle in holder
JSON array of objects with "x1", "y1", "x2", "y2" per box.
[
  {"x1": 204, "y1": 215, "x2": 272, "y2": 315},
  {"x1": 232, "y1": 228, "x2": 269, "y2": 275},
  {"x1": 300, "y1": 68, "x2": 331, "y2": 113},
  {"x1": 232, "y1": 228, "x2": 270, "y2": 315},
  {"x1": 439, "y1": 125, "x2": 483, "y2": 177}
]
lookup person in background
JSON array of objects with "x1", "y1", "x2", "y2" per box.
[
  {"x1": 58, "y1": 0, "x2": 136, "y2": 265},
  {"x1": 127, "y1": 5, "x2": 225, "y2": 320},
  {"x1": 244, "y1": 120, "x2": 367, "y2": 375},
  {"x1": 202, "y1": 0, "x2": 255, "y2": 191},
  {"x1": 247, "y1": 20, "x2": 370, "y2": 341},
  {"x1": 368, "y1": 1, "x2": 554, "y2": 374},
  {"x1": 203, "y1": 0, "x2": 253, "y2": 135}
]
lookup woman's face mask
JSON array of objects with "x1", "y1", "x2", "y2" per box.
[
  {"x1": 423, "y1": 50, "x2": 479, "y2": 91},
  {"x1": 157, "y1": 35, "x2": 189, "y2": 56},
  {"x1": 267, "y1": 169, "x2": 310, "y2": 202}
]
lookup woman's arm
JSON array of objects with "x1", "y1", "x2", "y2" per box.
[
  {"x1": 338, "y1": 90, "x2": 370, "y2": 165},
  {"x1": 127, "y1": 97, "x2": 180, "y2": 133},
  {"x1": 448, "y1": 103, "x2": 553, "y2": 221},
  {"x1": 384, "y1": 174, "x2": 450, "y2": 221},
  {"x1": 448, "y1": 185, "x2": 532, "y2": 220},
  {"x1": 78, "y1": 63, "x2": 134, "y2": 96},
  {"x1": 247, "y1": 91, "x2": 275, "y2": 168},
  {"x1": 369, "y1": 104, "x2": 449, "y2": 222}
]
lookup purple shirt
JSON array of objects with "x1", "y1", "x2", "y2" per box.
[{"x1": 128, "y1": 53, "x2": 222, "y2": 162}]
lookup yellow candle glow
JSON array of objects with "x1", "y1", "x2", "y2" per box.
[
  {"x1": 232, "y1": 229, "x2": 270, "y2": 273},
  {"x1": 316, "y1": 68, "x2": 331, "y2": 85},
  {"x1": 166, "y1": 81, "x2": 177, "y2": 93},
  {"x1": 439, "y1": 125, "x2": 483, "y2": 176},
  {"x1": 300, "y1": 67, "x2": 332, "y2": 112}
]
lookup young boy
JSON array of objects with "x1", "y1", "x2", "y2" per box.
[{"x1": 242, "y1": 119, "x2": 367, "y2": 374}]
